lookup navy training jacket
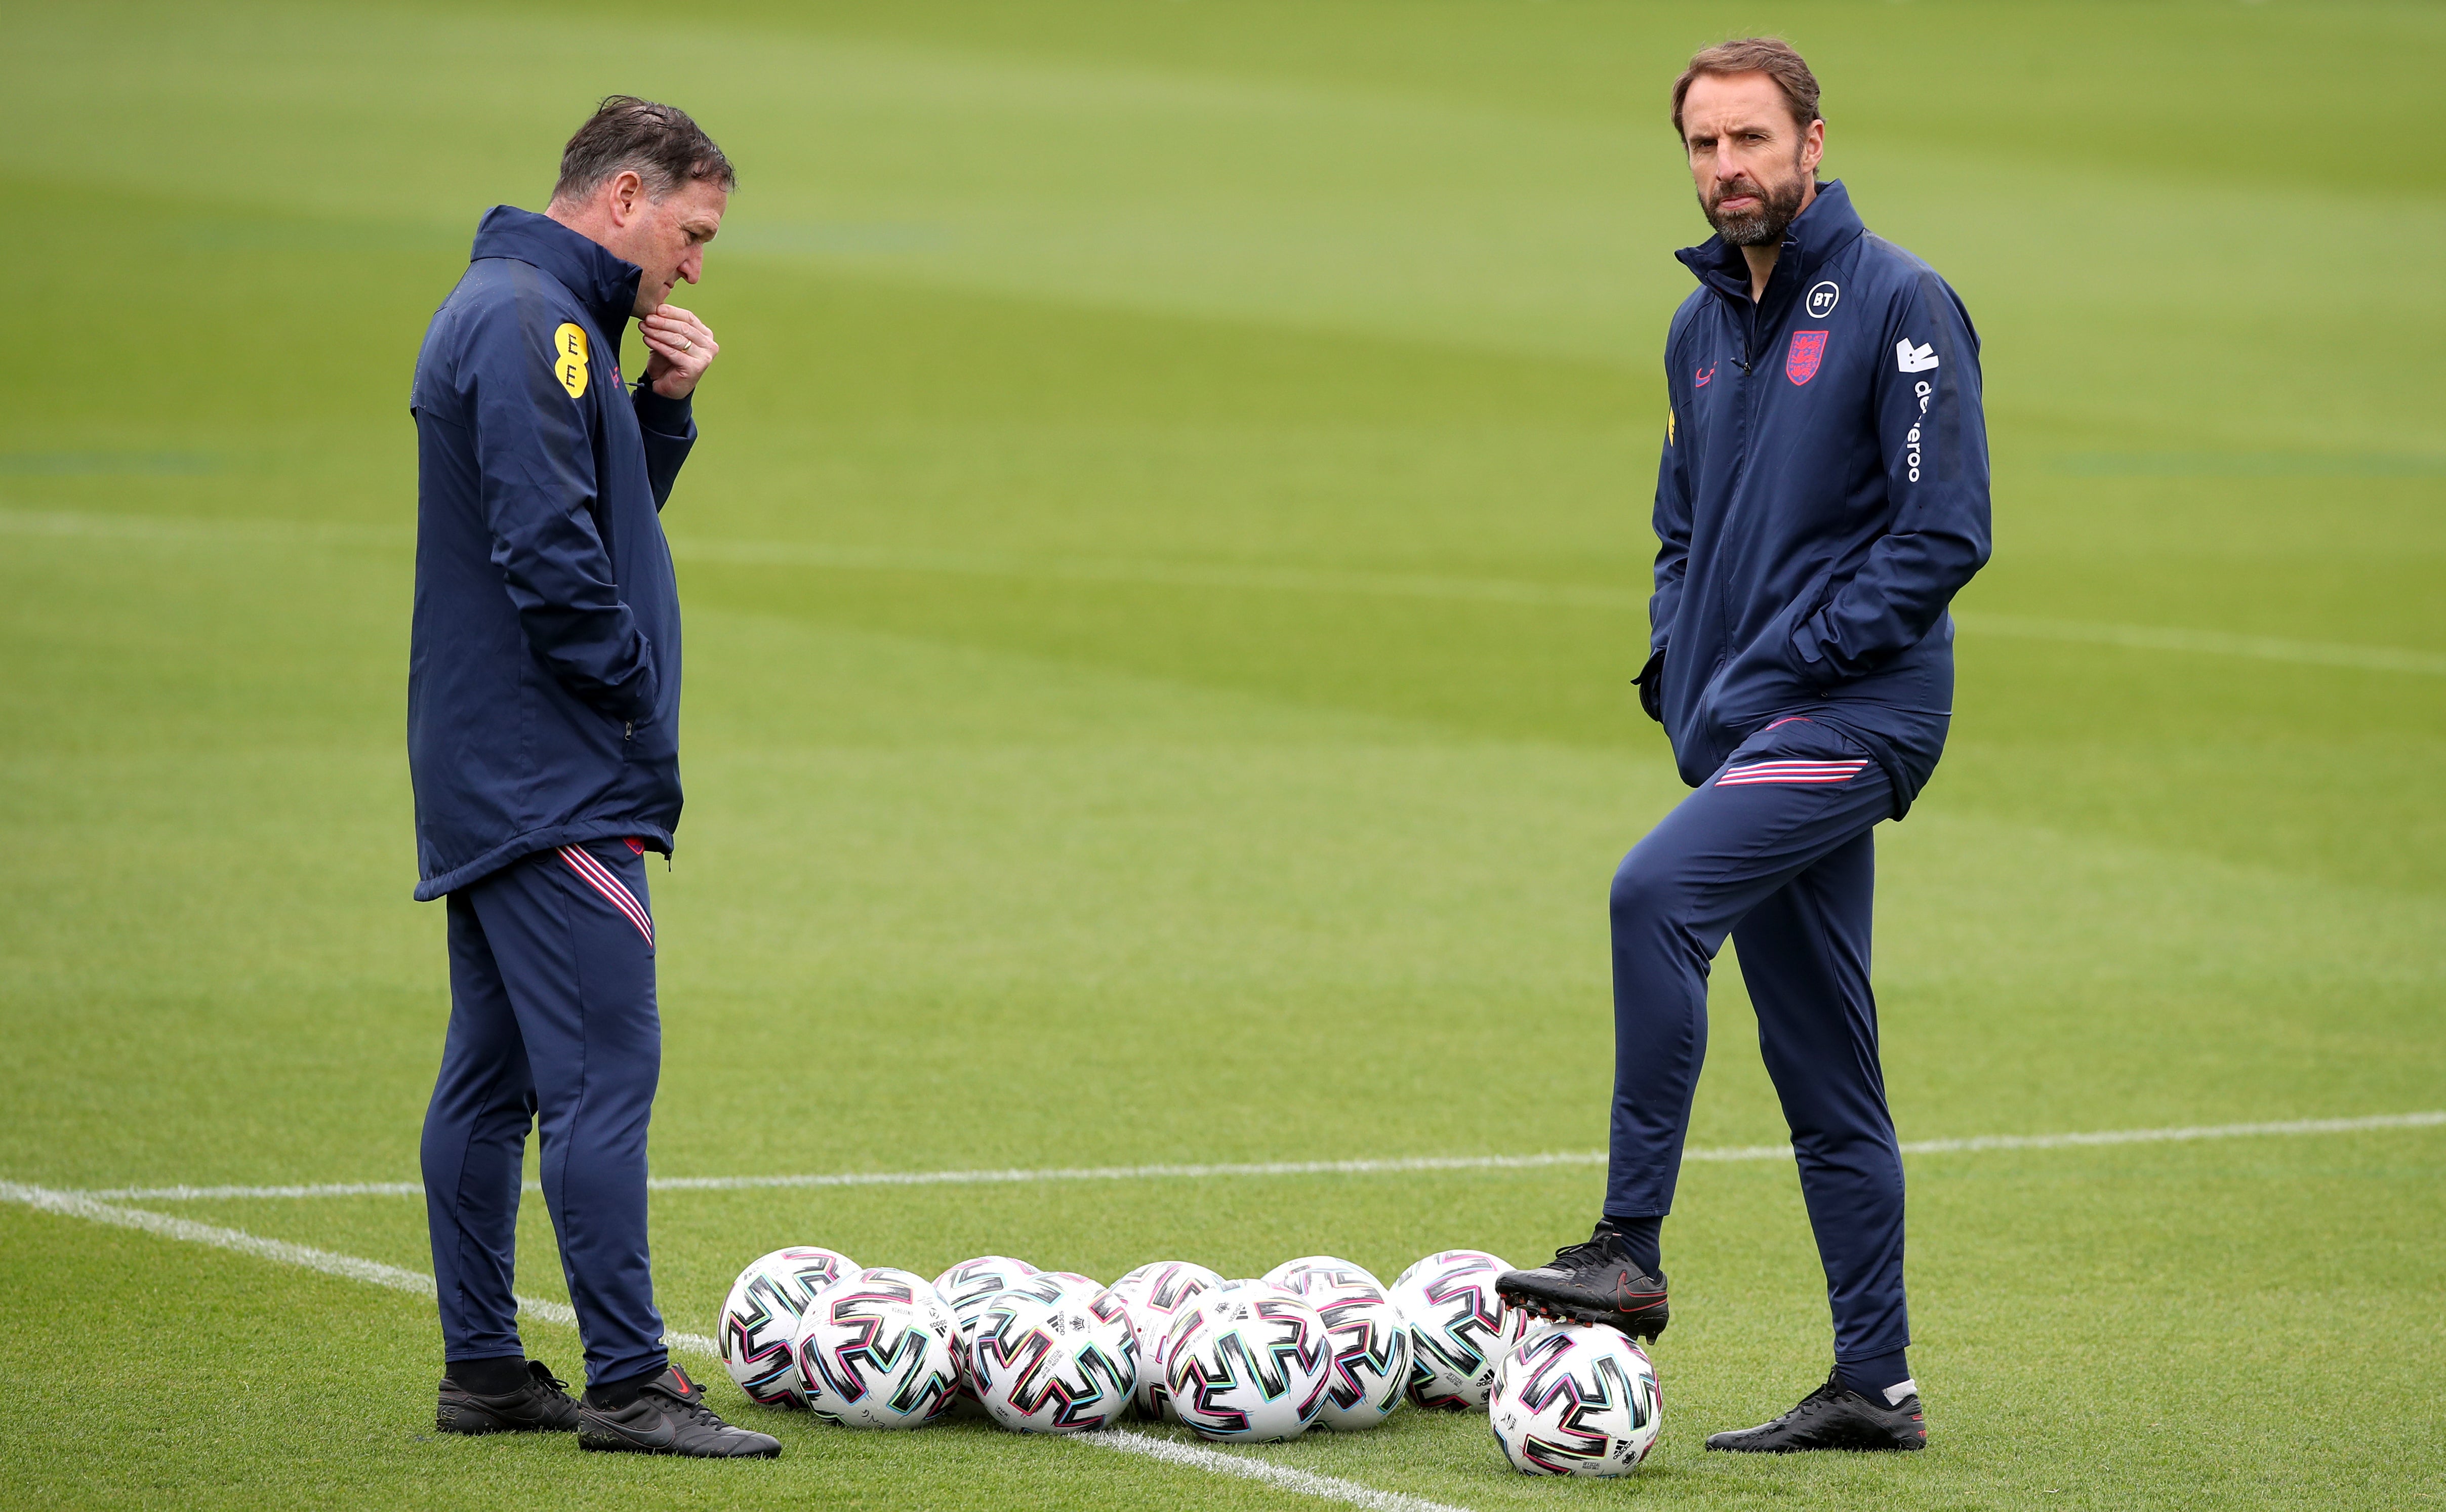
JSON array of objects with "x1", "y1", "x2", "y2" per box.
[
  {"x1": 1651, "y1": 180, "x2": 1990, "y2": 816},
  {"x1": 407, "y1": 207, "x2": 695, "y2": 901}
]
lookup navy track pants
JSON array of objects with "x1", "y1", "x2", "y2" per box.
[
  {"x1": 421, "y1": 838, "x2": 668, "y2": 1386},
  {"x1": 1607, "y1": 715, "x2": 1909, "y2": 1366}
]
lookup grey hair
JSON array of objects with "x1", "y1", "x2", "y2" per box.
[{"x1": 551, "y1": 96, "x2": 735, "y2": 204}]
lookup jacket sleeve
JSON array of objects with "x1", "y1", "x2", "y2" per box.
[
  {"x1": 633, "y1": 383, "x2": 696, "y2": 510},
  {"x1": 1650, "y1": 369, "x2": 1694, "y2": 661},
  {"x1": 465, "y1": 300, "x2": 659, "y2": 723},
  {"x1": 1789, "y1": 270, "x2": 1992, "y2": 685}
]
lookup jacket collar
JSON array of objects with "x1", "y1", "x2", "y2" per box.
[
  {"x1": 1675, "y1": 178, "x2": 1865, "y2": 310},
  {"x1": 470, "y1": 205, "x2": 643, "y2": 338}
]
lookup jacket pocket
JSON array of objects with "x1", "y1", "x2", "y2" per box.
[
  {"x1": 621, "y1": 710, "x2": 678, "y2": 765},
  {"x1": 1782, "y1": 575, "x2": 1845, "y2": 688},
  {"x1": 1701, "y1": 575, "x2": 1833, "y2": 731}
]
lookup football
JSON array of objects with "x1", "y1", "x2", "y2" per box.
[
  {"x1": 789, "y1": 1265, "x2": 962, "y2": 1429},
  {"x1": 934, "y1": 1255, "x2": 1043, "y2": 1317},
  {"x1": 1262, "y1": 1255, "x2": 1376, "y2": 1292},
  {"x1": 1270, "y1": 1258, "x2": 1408, "y2": 1431},
  {"x1": 1389, "y1": 1249, "x2": 1525, "y2": 1410},
  {"x1": 717, "y1": 1245, "x2": 858, "y2": 1406},
  {"x1": 1108, "y1": 1260, "x2": 1225, "y2": 1420},
  {"x1": 1489, "y1": 1323, "x2": 1663, "y2": 1475},
  {"x1": 1040, "y1": 1271, "x2": 1108, "y2": 1297},
  {"x1": 967, "y1": 1279, "x2": 1139, "y2": 1433},
  {"x1": 932, "y1": 1255, "x2": 1043, "y2": 1408},
  {"x1": 1163, "y1": 1283, "x2": 1335, "y2": 1442}
]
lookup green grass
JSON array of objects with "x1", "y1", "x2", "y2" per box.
[{"x1": 3, "y1": 1, "x2": 2443, "y2": 1507}]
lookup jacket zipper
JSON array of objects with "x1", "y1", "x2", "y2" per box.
[{"x1": 1716, "y1": 285, "x2": 1772, "y2": 677}]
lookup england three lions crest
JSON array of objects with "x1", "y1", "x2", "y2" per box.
[{"x1": 1785, "y1": 330, "x2": 1828, "y2": 386}]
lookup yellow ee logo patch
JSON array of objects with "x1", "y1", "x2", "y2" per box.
[{"x1": 551, "y1": 322, "x2": 590, "y2": 399}]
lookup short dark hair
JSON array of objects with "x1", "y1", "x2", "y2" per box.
[
  {"x1": 551, "y1": 96, "x2": 736, "y2": 204},
  {"x1": 1670, "y1": 38, "x2": 1822, "y2": 140}
]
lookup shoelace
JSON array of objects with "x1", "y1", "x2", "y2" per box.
[
  {"x1": 527, "y1": 1364, "x2": 572, "y2": 1395},
  {"x1": 1546, "y1": 1233, "x2": 1630, "y2": 1268},
  {"x1": 1741, "y1": 1375, "x2": 1849, "y2": 1435},
  {"x1": 1792, "y1": 1373, "x2": 1846, "y2": 1414},
  {"x1": 1741, "y1": 1370, "x2": 1839, "y2": 1428},
  {"x1": 641, "y1": 1383, "x2": 728, "y2": 1429}
]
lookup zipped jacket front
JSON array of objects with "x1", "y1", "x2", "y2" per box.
[
  {"x1": 406, "y1": 207, "x2": 695, "y2": 900},
  {"x1": 1652, "y1": 180, "x2": 1990, "y2": 814}
]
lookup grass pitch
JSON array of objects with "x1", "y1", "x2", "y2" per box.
[{"x1": 3, "y1": 2, "x2": 2443, "y2": 1508}]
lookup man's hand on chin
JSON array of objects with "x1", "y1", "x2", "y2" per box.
[{"x1": 639, "y1": 304, "x2": 718, "y2": 398}]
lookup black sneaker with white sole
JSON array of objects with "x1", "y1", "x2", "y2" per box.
[
  {"x1": 1494, "y1": 1226, "x2": 1669, "y2": 1341},
  {"x1": 1704, "y1": 1371, "x2": 1928, "y2": 1453},
  {"x1": 435, "y1": 1359, "x2": 584, "y2": 1435},
  {"x1": 575, "y1": 1366, "x2": 782, "y2": 1459}
]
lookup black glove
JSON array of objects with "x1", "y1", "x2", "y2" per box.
[{"x1": 1634, "y1": 647, "x2": 1666, "y2": 724}]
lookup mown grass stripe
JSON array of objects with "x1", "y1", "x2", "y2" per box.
[
  {"x1": 66, "y1": 1111, "x2": 2446, "y2": 1203},
  {"x1": 6, "y1": 507, "x2": 2440, "y2": 676},
  {"x1": 0, "y1": 1179, "x2": 1460, "y2": 1511},
  {"x1": 1963, "y1": 613, "x2": 2446, "y2": 676}
]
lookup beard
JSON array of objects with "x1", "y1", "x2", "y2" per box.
[{"x1": 1702, "y1": 168, "x2": 1809, "y2": 247}]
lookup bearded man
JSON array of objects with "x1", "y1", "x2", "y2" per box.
[{"x1": 1497, "y1": 38, "x2": 1990, "y2": 1453}]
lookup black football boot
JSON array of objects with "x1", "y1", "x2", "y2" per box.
[
  {"x1": 1494, "y1": 1225, "x2": 1669, "y2": 1341},
  {"x1": 576, "y1": 1365, "x2": 783, "y2": 1458},
  {"x1": 1705, "y1": 1371, "x2": 1928, "y2": 1453},
  {"x1": 435, "y1": 1359, "x2": 584, "y2": 1435}
]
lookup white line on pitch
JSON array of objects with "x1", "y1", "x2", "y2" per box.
[
  {"x1": 1079, "y1": 1429, "x2": 1471, "y2": 1512},
  {"x1": 78, "y1": 1180, "x2": 435, "y2": 1201},
  {"x1": 0, "y1": 1180, "x2": 715, "y2": 1357},
  {"x1": 1892, "y1": 1110, "x2": 2446, "y2": 1154},
  {"x1": 0, "y1": 1180, "x2": 1459, "y2": 1512},
  {"x1": 8, "y1": 508, "x2": 2441, "y2": 677},
  {"x1": 68, "y1": 1110, "x2": 2446, "y2": 1203}
]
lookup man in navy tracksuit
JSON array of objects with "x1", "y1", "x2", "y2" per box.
[
  {"x1": 408, "y1": 98, "x2": 777, "y2": 1458},
  {"x1": 1500, "y1": 41, "x2": 1988, "y2": 1452}
]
